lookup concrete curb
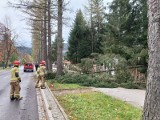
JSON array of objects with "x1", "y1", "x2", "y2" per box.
[
  {"x1": 40, "y1": 83, "x2": 69, "y2": 120},
  {"x1": 45, "y1": 84, "x2": 69, "y2": 120},
  {"x1": 41, "y1": 88, "x2": 54, "y2": 120},
  {"x1": 36, "y1": 88, "x2": 48, "y2": 120}
]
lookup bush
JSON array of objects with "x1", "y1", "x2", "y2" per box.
[
  {"x1": 120, "y1": 82, "x2": 139, "y2": 89},
  {"x1": 46, "y1": 72, "x2": 56, "y2": 80},
  {"x1": 56, "y1": 73, "x2": 88, "y2": 84},
  {"x1": 69, "y1": 64, "x2": 81, "y2": 72},
  {"x1": 80, "y1": 58, "x2": 93, "y2": 74},
  {"x1": 51, "y1": 71, "x2": 144, "y2": 89},
  {"x1": 54, "y1": 73, "x2": 119, "y2": 88},
  {"x1": 115, "y1": 70, "x2": 134, "y2": 84},
  {"x1": 137, "y1": 67, "x2": 147, "y2": 73}
]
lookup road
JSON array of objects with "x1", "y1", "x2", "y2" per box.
[{"x1": 0, "y1": 67, "x2": 39, "y2": 120}]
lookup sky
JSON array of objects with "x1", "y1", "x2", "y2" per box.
[
  {"x1": 0, "y1": 0, "x2": 113, "y2": 48},
  {"x1": 0, "y1": 1, "x2": 31, "y2": 47}
]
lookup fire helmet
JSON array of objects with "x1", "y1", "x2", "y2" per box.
[
  {"x1": 13, "y1": 60, "x2": 20, "y2": 66},
  {"x1": 40, "y1": 60, "x2": 46, "y2": 66}
]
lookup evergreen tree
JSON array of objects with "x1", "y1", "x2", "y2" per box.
[
  {"x1": 67, "y1": 10, "x2": 91, "y2": 63},
  {"x1": 103, "y1": 0, "x2": 148, "y2": 67},
  {"x1": 52, "y1": 37, "x2": 57, "y2": 63}
]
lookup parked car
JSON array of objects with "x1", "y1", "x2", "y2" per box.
[{"x1": 24, "y1": 63, "x2": 34, "y2": 72}]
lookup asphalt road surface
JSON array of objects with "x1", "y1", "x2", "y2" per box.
[
  {"x1": 95, "y1": 87, "x2": 145, "y2": 109},
  {"x1": 0, "y1": 67, "x2": 39, "y2": 120}
]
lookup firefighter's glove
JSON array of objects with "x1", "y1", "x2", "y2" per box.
[
  {"x1": 18, "y1": 77, "x2": 21, "y2": 82},
  {"x1": 44, "y1": 74, "x2": 47, "y2": 78},
  {"x1": 15, "y1": 72, "x2": 19, "y2": 77}
]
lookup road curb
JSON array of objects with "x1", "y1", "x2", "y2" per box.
[
  {"x1": 41, "y1": 88, "x2": 54, "y2": 120},
  {"x1": 36, "y1": 88, "x2": 48, "y2": 120},
  {"x1": 40, "y1": 83, "x2": 69, "y2": 120},
  {"x1": 45, "y1": 84, "x2": 69, "y2": 120}
]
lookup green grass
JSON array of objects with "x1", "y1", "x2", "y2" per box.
[
  {"x1": 0, "y1": 67, "x2": 10, "y2": 71},
  {"x1": 57, "y1": 92, "x2": 142, "y2": 120},
  {"x1": 47, "y1": 80, "x2": 85, "y2": 90}
]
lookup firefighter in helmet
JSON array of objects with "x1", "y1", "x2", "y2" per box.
[
  {"x1": 10, "y1": 60, "x2": 22, "y2": 100},
  {"x1": 35, "y1": 60, "x2": 47, "y2": 89},
  {"x1": 35, "y1": 63, "x2": 41, "y2": 88}
]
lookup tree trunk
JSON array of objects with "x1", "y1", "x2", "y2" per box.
[
  {"x1": 142, "y1": 0, "x2": 160, "y2": 119},
  {"x1": 90, "y1": 0, "x2": 94, "y2": 53},
  {"x1": 56, "y1": 0, "x2": 63, "y2": 76},
  {"x1": 42, "y1": 0, "x2": 47, "y2": 69},
  {"x1": 40, "y1": 20, "x2": 43, "y2": 62},
  {"x1": 47, "y1": 0, "x2": 52, "y2": 71}
]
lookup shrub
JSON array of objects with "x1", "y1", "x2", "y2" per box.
[
  {"x1": 120, "y1": 82, "x2": 139, "y2": 89},
  {"x1": 52, "y1": 71, "x2": 144, "y2": 89},
  {"x1": 46, "y1": 72, "x2": 56, "y2": 80},
  {"x1": 54, "y1": 73, "x2": 119, "y2": 88},
  {"x1": 80, "y1": 58, "x2": 93, "y2": 74},
  {"x1": 115, "y1": 70, "x2": 134, "y2": 84},
  {"x1": 69, "y1": 64, "x2": 81, "y2": 72},
  {"x1": 137, "y1": 67, "x2": 147, "y2": 73}
]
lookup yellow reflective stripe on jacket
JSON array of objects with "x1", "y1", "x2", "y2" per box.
[
  {"x1": 10, "y1": 67, "x2": 19, "y2": 82},
  {"x1": 10, "y1": 79, "x2": 18, "y2": 82}
]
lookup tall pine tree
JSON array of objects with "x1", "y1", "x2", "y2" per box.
[
  {"x1": 103, "y1": 0, "x2": 148, "y2": 67},
  {"x1": 67, "y1": 10, "x2": 91, "y2": 63},
  {"x1": 85, "y1": 0, "x2": 106, "y2": 54}
]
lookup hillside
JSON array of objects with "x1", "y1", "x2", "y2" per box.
[
  {"x1": 17, "y1": 46, "x2": 32, "y2": 55},
  {"x1": 17, "y1": 43, "x2": 67, "y2": 55}
]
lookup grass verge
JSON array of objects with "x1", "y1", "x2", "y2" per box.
[
  {"x1": 0, "y1": 67, "x2": 10, "y2": 71},
  {"x1": 56, "y1": 91, "x2": 142, "y2": 120},
  {"x1": 47, "y1": 80, "x2": 86, "y2": 90}
]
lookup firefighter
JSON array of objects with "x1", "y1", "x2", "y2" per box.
[
  {"x1": 35, "y1": 62, "x2": 39, "y2": 71},
  {"x1": 36, "y1": 61, "x2": 47, "y2": 89},
  {"x1": 10, "y1": 60, "x2": 22, "y2": 100},
  {"x1": 35, "y1": 63, "x2": 41, "y2": 88}
]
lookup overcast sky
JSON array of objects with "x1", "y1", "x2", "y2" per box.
[{"x1": 0, "y1": 0, "x2": 112, "y2": 48}]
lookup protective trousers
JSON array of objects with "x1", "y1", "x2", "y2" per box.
[
  {"x1": 40, "y1": 76, "x2": 46, "y2": 88},
  {"x1": 35, "y1": 76, "x2": 41, "y2": 88},
  {"x1": 10, "y1": 82, "x2": 20, "y2": 99}
]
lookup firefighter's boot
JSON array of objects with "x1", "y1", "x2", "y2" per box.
[
  {"x1": 15, "y1": 97, "x2": 23, "y2": 100},
  {"x1": 35, "y1": 84, "x2": 40, "y2": 88},
  {"x1": 41, "y1": 86, "x2": 46, "y2": 89},
  {"x1": 10, "y1": 95, "x2": 15, "y2": 101}
]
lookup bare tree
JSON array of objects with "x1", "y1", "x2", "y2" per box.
[
  {"x1": 142, "y1": 0, "x2": 160, "y2": 119},
  {"x1": 84, "y1": 0, "x2": 94, "y2": 53},
  {"x1": 1, "y1": 17, "x2": 18, "y2": 68},
  {"x1": 84, "y1": 0, "x2": 106, "y2": 53},
  {"x1": 8, "y1": 0, "x2": 54, "y2": 70},
  {"x1": 9, "y1": 0, "x2": 69, "y2": 73}
]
